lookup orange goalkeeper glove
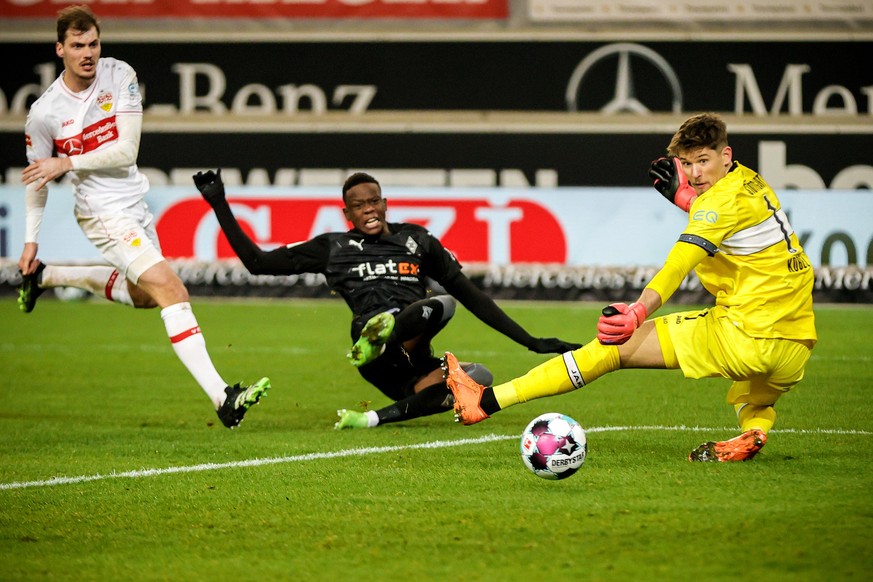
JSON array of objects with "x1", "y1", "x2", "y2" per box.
[
  {"x1": 597, "y1": 303, "x2": 647, "y2": 345},
  {"x1": 649, "y1": 156, "x2": 698, "y2": 212}
]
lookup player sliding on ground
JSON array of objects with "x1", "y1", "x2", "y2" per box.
[
  {"x1": 193, "y1": 169, "x2": 580, "y2": 429},
  {"x1": 444, "y1": 112, "x2": 817, "y2": 462}
]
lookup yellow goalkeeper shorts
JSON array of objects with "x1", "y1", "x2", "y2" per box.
[{"x1": 654, "y1": 306, "x2": 812, "y2": 405}]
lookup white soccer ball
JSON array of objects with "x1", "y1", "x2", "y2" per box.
[{"x1": 520, "y1": 412, "x2": 587, "y2": 480}]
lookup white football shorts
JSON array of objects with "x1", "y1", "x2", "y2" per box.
[{"x1": 75, "y1": 200, "x2": 165, "y2": 284}]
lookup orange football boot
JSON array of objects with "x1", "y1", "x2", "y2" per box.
[
  {"x1": 442, "y1": 352, "x2": 490, "y2": 425},
  {"x1": 689, "y1": 429, "x2": 768, "y2": 462}
]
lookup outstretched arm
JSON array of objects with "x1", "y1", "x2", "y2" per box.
[
  {"x1": 441, "y1": 273, "x2": 582, "y2": 354},
  {"x1": 193, "y1": 169, "x2": 304, "y2": 275}
]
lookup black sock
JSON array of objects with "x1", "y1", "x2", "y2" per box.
[
  {"x1": 376, "y1": 383, "x2": 453, "y2": 425},
  {"x1": 479, "y1": 387, "x2": 501, "y2": 415}
]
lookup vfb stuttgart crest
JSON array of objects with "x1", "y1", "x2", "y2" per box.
[{"x1": 97, "y1": 90, "x2": 114, "y2": 112}]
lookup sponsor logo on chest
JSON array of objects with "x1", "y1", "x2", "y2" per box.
[
  {"x1": 54, "y1": 116, "x2": 118, "y2": 156},
  {"x1": 350, "y1": 259, "x2": 420, "y2": 280}
]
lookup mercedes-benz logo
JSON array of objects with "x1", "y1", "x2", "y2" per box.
[
  {"x1": 566, "y1": 43, "x2": 683, "y2": 114},
  {"x1": 61, "y1": 138, "x2": 84, "y2": 156}
]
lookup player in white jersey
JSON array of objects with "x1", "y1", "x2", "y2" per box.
[{"x1": 17, "y1": 4, "x2": 269, "y2": 429}]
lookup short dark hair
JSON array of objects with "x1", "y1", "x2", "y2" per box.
[
  {"x1": 342, "y1": 172, "x2": 380, "y2": 204},
  {"x1": 57, "y1": 4, "x2": 99, "y2": 44},
  {"x1": 667, "y1": 112, "x2": 728, "y2": 156}
]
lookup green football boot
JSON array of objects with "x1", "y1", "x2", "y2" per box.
[
  {"x1": 347, "y1": 311, "x2": 395, "y2": 367},
  {"x1": 216, "y1": 377, "x2": 271, "y2": 429},
  {"x1": 18, "y1": 262, "x2": 47, "y2": 313},
  {"x1": 334, "y1": 409, "x2": 370, "y2": 430}
]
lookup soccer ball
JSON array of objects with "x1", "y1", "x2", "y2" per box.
[{"x1": 520, "y1": 412, "x2": 587, "y2": 480}]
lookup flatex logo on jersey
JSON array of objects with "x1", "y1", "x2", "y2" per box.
[
  {"x1": 351, "y1": 259, "x2": 420, "y2": 282},
  {"x1": 154, "y1": 196, "x2": 568, "y2": 265},
  {"x1": 565, "y1": 43, "x2": 683, "y2": 113}
]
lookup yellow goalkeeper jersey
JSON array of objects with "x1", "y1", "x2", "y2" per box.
[{"x1": 647, "y1": 161, "x2": 817, "y2": 342}]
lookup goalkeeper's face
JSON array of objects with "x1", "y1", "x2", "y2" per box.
[
  {"x1": 343, "y1": 182, "x2": 389, "y2": 236},
  {"x1": 679, "y1": 145, "x2": 733, "y2": 195}
]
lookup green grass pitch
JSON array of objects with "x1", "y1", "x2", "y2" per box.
[{"x1": 1, "y1": 297, "x2": 871, "y2": 580}]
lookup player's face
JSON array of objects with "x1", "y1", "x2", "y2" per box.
[
  {"x1": 56, "y1": 26, "x2": 101, "y2": 92},
  {"x1": 344, "y1": 182, "x2": 389, "y2": 236},
  {"x1": 678, "y1": 145, "x2": 733, "y2": 195}
]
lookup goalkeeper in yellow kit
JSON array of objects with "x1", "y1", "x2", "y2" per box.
[{"x1": 444, "y1": 112, "x2": 817, "y2": 462}]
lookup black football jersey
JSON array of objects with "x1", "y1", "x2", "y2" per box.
[{"x1": 259, "y1": 223, "x2": 462, "y2": 324}]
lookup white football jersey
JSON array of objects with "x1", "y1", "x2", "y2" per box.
[{"x1": 25, "y1": 57, "x2": 149, "y2": 217}]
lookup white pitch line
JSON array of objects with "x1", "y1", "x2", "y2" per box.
[
  {"x1": 0, "y1": 425, "x2": 869, "y2": 491},
  {"x1": 0, "y1": 434, "x2": 512, "y2": 491}
]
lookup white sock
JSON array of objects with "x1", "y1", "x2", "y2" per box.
[
  {"x1": 366, "y1": 410, "x2": 379, "y2": 427},
  {"x1": 160, "y1": 302, "x2": 227, "y2": 408},
  {"x1": 41, "y1": 265, "x2": 134, "y2": 306}
]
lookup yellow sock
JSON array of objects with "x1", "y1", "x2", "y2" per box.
[
  {"x1": 493, "y1": 339, "x2": 620, "y2": 409},
  {"x1": 736, "y1": 403, "x2": 776, "y2": 433}
]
